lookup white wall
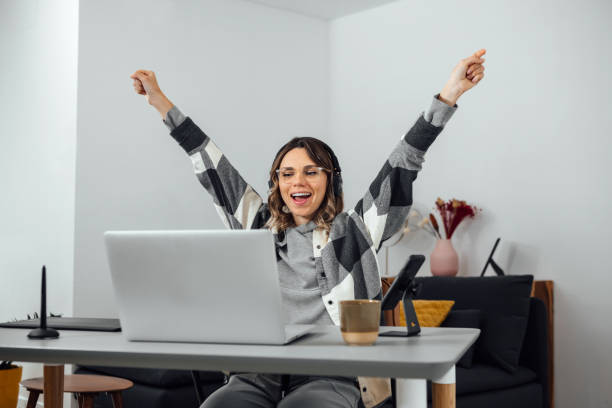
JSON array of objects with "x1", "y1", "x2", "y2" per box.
[
  {"x1": 330, "y1": 0, "x2": 612, "y2": 406},
  {"x1": 0, "y1": 0, "x2": 78, "y2": 404},
  {"x1": 73, "y1": 0, "x2": 330, "y2": 317},
  {"x1": 0, "y1": 0, "x2": 78, "y2": 327}
]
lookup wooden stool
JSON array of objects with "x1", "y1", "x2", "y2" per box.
[{"x1": 21, "y1": 374, "x2": 134, "y2": 408}]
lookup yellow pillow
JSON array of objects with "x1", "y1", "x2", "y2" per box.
[{"x1": 398, "y1": 300, "x2": 455, "y2": 327}]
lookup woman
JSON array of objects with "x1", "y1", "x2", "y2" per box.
[{"x1": 130, "y1": 49, "x2": 486, "y2": 408}]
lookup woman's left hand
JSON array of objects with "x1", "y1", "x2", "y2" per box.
[{"x1": 439, "y1": 49, "x2": 486, "y2": 106}]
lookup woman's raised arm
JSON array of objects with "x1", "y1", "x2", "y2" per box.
[
  {"x1": 353, "y1": 49, "x2": 486, "y2": 251},
  {"x1": 130, "y1": 70, "x2": 268, "y2": 230}
]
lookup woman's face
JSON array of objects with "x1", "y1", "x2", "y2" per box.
[{"x1": 278, "y1": 147, "x2": 328, "y2": 226}]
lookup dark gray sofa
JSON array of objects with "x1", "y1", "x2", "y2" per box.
[{"x1": 383, "y1": 274, "x2": 550, "y2": 408}]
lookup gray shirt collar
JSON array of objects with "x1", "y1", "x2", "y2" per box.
[{"x1": 294, "y1": 220, "x2": 318, "y2": 235}]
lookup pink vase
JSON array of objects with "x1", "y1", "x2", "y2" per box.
[{"x1": 430, "y1": 239, "x2": 459, "y2": 276}]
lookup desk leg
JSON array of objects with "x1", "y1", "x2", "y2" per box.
[
  {"x1": 395, "y1": 378, "x2": 426, "y2": 408},
  {"x1": 432, "y1": 365, "x2": 455, "y2": 408},
  {"x1": 43, "y1": 364, "x2": 64, "y2": 408}
]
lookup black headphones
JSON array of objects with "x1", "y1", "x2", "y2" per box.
[{"x1": 268, "y1": 139, "x2": 343, "y2": 197}]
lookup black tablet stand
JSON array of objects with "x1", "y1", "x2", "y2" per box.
[
  {"x1": 379, "y1": 254, "x2": 424, "y2": 337},
  {"x1": 379, "y1": 283, "x2": 421, "y2": 337},
  {"x1": 28, "y1": 266, "x2": 59, "y2": 339}
]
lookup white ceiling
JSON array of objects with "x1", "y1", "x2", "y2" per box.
[{"x1": 244, "y1": 0, "x2": 401, "y2": 20}]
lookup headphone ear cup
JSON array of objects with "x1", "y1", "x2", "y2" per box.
[
  {"x1": 321, "y1": 143, "x2": 342, "y2": 198},
  {"x1": 333, "y1": 174, "x2": 342, "y2": 197}
]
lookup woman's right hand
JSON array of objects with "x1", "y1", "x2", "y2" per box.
[{"x1": 130, "y1": 69, "x2": 173, "y2": 119}]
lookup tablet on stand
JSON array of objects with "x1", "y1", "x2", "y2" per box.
[{"x1": 379, "y1": 255, "x2": 425, "y2": 337}]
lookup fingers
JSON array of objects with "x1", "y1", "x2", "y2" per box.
[
  {"x1": 133, "y1": 82, "x2": 146, "y2": 95},
  {"x1": 463, "y1": 55, "x2": 485, "y2": 67},
  {"x1": 463, "y1": 49, "x2": 486, "y2": 68},
  {"x1": 467, "y1": 63, "x2": 484, "y2": 75},
  {"x1": 473, "y1": 48, "x2": 486, "y2": 58},
  {"x1": 131, "y1": 77, "x2": 146, "y2": 95},
  {"x1": 130, "y1": 70, "x2": 154, "y2": 82},
  {"x1": 467, "y1": 64, "x2": 485, "y2": 79},
  {"x1": 130, "y1": 69, "x2": 158, "y2": 95},
  {"x1": 130, "y1": 70, "x2": 142, "y2": 79},
  {"x1": 133, "y1": 84, "x2": 146, "y2": 95},
  {"x1": 131, "y1": 69, "x2": 150, "y2": 77},
  {"x1": 462, "y1": 50, "x2": 486, "y2": 80},
  {"x1": 471, "y1": 72, "x2": 484, "y2": 84}
]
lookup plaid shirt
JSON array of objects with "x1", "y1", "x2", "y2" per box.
[{"x1": 168, "y1": 96, "x2": 455, "y2": 407}]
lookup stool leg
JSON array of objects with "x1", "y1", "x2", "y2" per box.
[
  {"x1": 82, "y1": 394, "x2": 95, "y2": 408},
  {"x1": 110, "y1": 391, "x2": 124, "y2": 408},
  {"x1": 26, "y1": 390, "x2": 41, "y2": 408},
  {"x1": 76, "y1": 392, "x2": 84, "y2": 408}
]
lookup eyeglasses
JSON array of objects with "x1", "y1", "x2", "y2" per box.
[{"x1": 275, "y1": 166, "x2": 329, "y2": 183}]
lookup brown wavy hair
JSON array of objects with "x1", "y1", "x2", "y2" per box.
[{"x1": 266, "y1": 137, "x2": 344, "y2": 232}]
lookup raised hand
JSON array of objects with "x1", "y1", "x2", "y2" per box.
[
  {"x1": 130, "y1": 69, "x2": 173, "y2": 119},
  {"x1": 439, "y1": 49, "x2": 486, "y2": 106}
]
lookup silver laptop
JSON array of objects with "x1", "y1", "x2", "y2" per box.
[{"x1": 104, "y1": 229, "x2": 313, "y2": 345}]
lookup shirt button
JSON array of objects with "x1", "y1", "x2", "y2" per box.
[
  {"x1": 328, "y1": 300, "x2": 333, "y2": 305},
  {"x1": 316, "y1": 245, "x2": 321, "y2": 249}
]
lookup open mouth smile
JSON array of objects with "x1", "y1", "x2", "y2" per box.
[{"x1": 290, "y1": 192, "x2": 312, "y2": 206}]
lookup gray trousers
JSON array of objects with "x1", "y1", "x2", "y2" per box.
[{"x1": 202, "y1": 373, "x2": 362, "y2": 408}]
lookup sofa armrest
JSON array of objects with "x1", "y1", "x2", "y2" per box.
[{"x1": 520, "y1": 297, "x2": 549, "y2": 408}]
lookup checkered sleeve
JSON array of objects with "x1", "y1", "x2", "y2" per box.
[
  {"x1": 353, "y1": 96, "x2": 455, "y2": 251},
  {"x1": 169, "y1": 117, "x2": 267, "y2": 230}
]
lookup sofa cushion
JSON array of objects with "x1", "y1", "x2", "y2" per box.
[
  {"x1": 455, "y1": 363, "x2": 537, "y2": 396},
  {"x1": 415, "y1": 275, "x2": 533, "y2": 372},
  {"x1": 401, "y1": 300, "x2": 454, "y2": 327},
  {"x1": 440, "y1": 309, "x2": 481, "y2": 368},
  {"x1": 77, "y1": 366, "x2": 225, "y2": 388},
  {"x1": 451, "y1": 382, "x2": 543, "y2": 408}
]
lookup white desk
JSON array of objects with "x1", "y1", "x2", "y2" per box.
[{"x1": 0, "y1": 326, "x2": 479, "y2": 408}]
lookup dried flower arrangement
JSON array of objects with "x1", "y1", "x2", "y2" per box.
[
  {"x1": 384, "y1": 199, "x2": 479, "y2": 248},
  {"x1": 405, "y1": 209, "x2": 439, "y2": 239},
  {"x1": 432, "y1": 198, "x2": 479, "y2": 239}
]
